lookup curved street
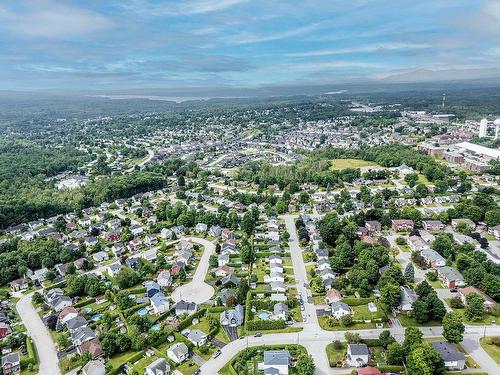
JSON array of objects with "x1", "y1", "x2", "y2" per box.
[
  {"x1": 171, "y1": 237, "x2": 216, "y2": 305},
  {"x1": 16, "y1": 292, "x2": 61, "y2": 375}
]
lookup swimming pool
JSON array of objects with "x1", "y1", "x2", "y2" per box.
[
  {"x1": 82, "y1": 307, "x2": 93, "y2": 314},
  {"x1": 150, "y1": 324, "x2": 161, "y2": 331},
  {"x1": 258, "y1": 311, "x2": 270, "y2": 320},
  {"x1": 91, "y1": 314, "x2": 103, "y2": 322},
  {"x1": 138, "y1": 307, "x2": 148, "y2": 316}
]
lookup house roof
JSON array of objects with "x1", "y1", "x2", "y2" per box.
[
  {"x1": 146, "y1": 358, "x2": 170, "y2": 374},
  {"x1": 168, "y1": 342, "x2": 189, "y2": 357},
  {"x1": 348, "y1": 343, "x2": 369, "y2": 355},
  {"x1": 431, "y1": 341, "x2": 465, "y2": 362},
  {"x1": 263, "y1": 350, "x2": 290, "y2": 366},
  {"x1": 438, "y1": 266, "x2": 463, "y2": 281}
]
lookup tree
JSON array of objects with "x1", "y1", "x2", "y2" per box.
[
  {"x1": 380, "y1": 283, "x2": 400, "y2": 311},
  {"x1": 386, "y1": 342, "x2": 404, "y2": 365},
  {"x1": 450, "y1": 296, "x2": 464, "y2": 309},
  {"x1": 465, "y1": 293, "x2": 485, "y2": 321},
  {"x1": 379, "y1": 330, "x2": 396, "y2": 349},
  {"x1": 412, "y1": 299, "x2": 429, "y2": 324},
  {"x1": 115, "y1": 267, "x2": 140, "y2": 289},
  {"x1": 415, "y1": 281, "x2": 433, "y2": 297},
  {"x1": 340, "y1": 314, "x2": 353, "y2": 326},
  {"x1": 403, "y1": 327, "x2": 423, "y2": 354},
  {"x1": 241, "y1": 212, "x2": 256, "y2": 235},
  {"x1": 442, "y1": 312, "x2": 465, "y2": 343},
  {"x1": 406, "y1": 343, "x2": 445, "y2": 375},
  {"x1": 32, "y1": 291, "x2": 44, "y2": 305},
  {"x1": 405, "y1": 173, "x2": 419, "y2": 187},
  {"x1": 296, "y1": 354, "x2": 315, "y2": 375},
  {"x1": 404, "y1": 263, "x2": 415, "y2": 282},
  {"x1": 345, "y1": 332, "x2": 362, "y2": 344}
]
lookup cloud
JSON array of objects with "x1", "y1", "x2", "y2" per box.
[
  {"x1": 287, "y1": 42, "x2": 432, "y2": 57},
  {"x1": 0, "y1": 1, "x2": 112, "y2": 39},
  {"x1": 122, "y1": 0, "x2": 249, "y2": 16},
  {"x1": 224, "y1": 22, "x2": 325, "y2": 45}
]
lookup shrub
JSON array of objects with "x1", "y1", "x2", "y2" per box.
[
  {"x1": 450, "y1": 296, "x2": 464, "y2": 309},
  {"x1": 395, "y1": 237, "x2": 407, "y2": 246}
]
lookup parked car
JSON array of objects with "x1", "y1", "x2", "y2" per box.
[
  {"x1": 213, "y1": 350, "x2": 221, "y2": 358},
  {"x1": 254, "y1": 332, "x2": 262, "y2": 337}
]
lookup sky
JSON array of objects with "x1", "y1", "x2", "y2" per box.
[{"x1": 1, "y1": 0, "x2": 500, "y2": 91}]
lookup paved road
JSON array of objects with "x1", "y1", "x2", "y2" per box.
[
  {"x1": 16, "y1": 293, "x2": 61, "y2": 375},
  {"x1": 283, "y1": 215, "x2": 319, "y2": 329},
  {"x1": 171, "y1": 237, "x2": 216, "y2": 304},
  {"x1": 199, "y1": 219, "x2": 500, "y2": 375}
]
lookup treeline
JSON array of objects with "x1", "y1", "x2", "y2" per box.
[
  {"x1": 237, "y1": 143, "x2": 448, "y2": 189},
  {"x1": 0, "y1": 238, "x2": 83, "y2": 285},
  {"x1": 0, "y1": 158, "x2": 197, "y2": 229}
]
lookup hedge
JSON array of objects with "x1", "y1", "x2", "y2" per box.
[
  {"x1": 362, "y1": 338, "x2": 381, "y2": 347},
  {"x1": 246, "y1": 320, "x2": 286, "y2": 331},
  {"x1": 107, "y1": 350, "x2": 145, "y2": 375},
  {"x1": 122, "y1": 302, "x2": 148, "y2": 318},
  {"x1": 342, "y1": 297, "x2": 375, "y2": 306}
]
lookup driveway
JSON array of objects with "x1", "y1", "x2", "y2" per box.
[
  {"x1": 171, "y1": 237, "x2": 215, "y2": 304},
  {"x1": 16, "y1": 293, "x2": 61, "y2": 375}
]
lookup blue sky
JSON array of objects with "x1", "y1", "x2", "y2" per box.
[{"x1": 1, "y1": 0, "x2": 499, "y2": 90}]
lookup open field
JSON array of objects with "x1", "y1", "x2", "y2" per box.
[{"x1": 330, "y1": 159, "x2": 378, "y2": 170}]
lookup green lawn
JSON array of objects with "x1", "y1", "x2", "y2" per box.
[
  {"x1": 444, "y1": 300, "x2": 500, "y2": 325},
  {"x1": 398, "y1": 314, "x2": 442, "y2": 327},
  {"x1": 325, "y1": 342, "x2": 346, "y2": 367},
  {"x1": 330, "y1": 159, "x2": 378, "y2": 170},
  {"x1": 319, "y1": 316, "x2": 387, "y2": 331},
  {"x1": 352, "y1": 303, "x2": 386, "y2": 320}
]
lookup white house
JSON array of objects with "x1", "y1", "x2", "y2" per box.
[
  {"x1": 260, "y1": 350, "x2": 290, "y2": 375},
  {"x1": 167, "y1": 342, "x2": 189, "y2": 364},
  {"x1": 150, "y1": 293, "x2": 170, "y2": 315},
  {"x1": 330, "y1": 301, "x2": 351, "y2": 319},
  {"x1": 145, "y1": 358, "x2": 170, "y2": 375},
  {"x1": 187, "y1": 329, "x2": 207, "y2": 347},
  {"x1": 347, "y1": 344, "x2": 369, "y2": 367}
]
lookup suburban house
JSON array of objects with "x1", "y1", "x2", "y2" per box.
[
  {"x1": 145, "y1": 358, "x2": 170, "y2": 375},
  {"x1": 409, "y1": 236, "x2": 429, "y2": 252},
  {"x1": 420, "y1": 248, "x2": 446, "y2": 268},
  {"x1": 273, "y1": 302, "x2": 289, "y2": 321},
  {"x1": 399, "y1": 286, "x2": 417, "y2": 313},
  {"x1": 0, "y1": 323, "x2": 12, "y2": 340},
  {"x1": 1, "y1": 352, "x2": 20, "y2": 375},
  {"x1": 458, "y1": 286, "x2": 496, "y2": 311},
  {"x1": 365, "y1": 220, "x2": 382, "y2": 232},
  {"x1": 451, "y1": 218, "x2": 476, "y2": 231},
  {"x1": 347, "y1": 344, "x2": 369, "y2": 367},
  {"x1": 325, "y1": 289, "x2": 342, "y2": 304},
  {"x1": 187, "y1": 329, "x2": 207, "y2": 346},
  {"x1": 438, "y1": 266, "x2": 465, "y2": 289},
  {"x1": 167, "y1": 342, "x2": 189, "y2": 364},
  {"x1": 71, "y1": 326, "x2": 96, "y2": 346},
  {"x1": 157, "y1": 270, "x2": 172, "y2": 288},
  {"x1": 391, "y1": 219, "x2": 414, "y2": 232},
  {"x1": 330, "y1": 301, "x2": 351, "y2": 318},
  {"x1": 9, "y1": 278, "x2": 28, "y2": 293},
  {"x1": 357, "y1": 366, "x2": 382, "y2": 375},
  {"x1": 260, "y1": 350, "x2": 291, "y2": 375},
  {"x1": 490, "y1": 224, "x2": 500, "y2": 240},
  {"x1": 175, "y1": 300, "x2": 198, "y2": 316},
  {"x1": 77, "y1": 338, "x2": 103, "y2": 359},
  {"x1": 431, "y1": 341, "x2": 465, "y2": 370},
  {"x1": 218, "y1": 253, "x2": 230, "y2": 267},
  {"x1": 150, "y1": 293, "x2": 170, "y2": 315},
  {"x1": 58, "y1": 306, "x2": 79, "y2": 325},
  {"x1": 220, "y1": 305, "x2": 245, "y2": 327},
  {"x1": 107, "y1": 262, "x2": 122, "y2": 277},
  {"x1": 422, "y1": 220, "x2": 445, "y2": 231},
  {"x1": 82, "y1": 360, "x2": 106, "y2": 375}
]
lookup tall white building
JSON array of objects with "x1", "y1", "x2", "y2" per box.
[
  {"x1": 494, "y1": 118, "x2": 500, "y2": 140},
  {"x1": 479, "y1": 118, "x2": 488, "y2": 138}
]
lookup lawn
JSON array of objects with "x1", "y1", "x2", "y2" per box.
[
  {"x1": 398, "y1": 314, "x2": 442, "y2": 327},
  {"x1": 480, "y1": 337, "x2": 500, "y2": 364},
  {"x1": 330, "y1": 159, "x2": 378, "y2": 170},
  {"x1": 444, "y1": 300, "x2": 500, "y2": 325},
  {"x1": 319, "y1": 316, "x2": 387, "y2": 331},
  {"x1": 325, "y1": 341, "x2": 346, "y2": 367},
  {"x1": 352, "y1": 303, "x2": 386, "y2": 320},
  {"x1": 177, "y1": 359, "x2": 199, "y2": 375}
]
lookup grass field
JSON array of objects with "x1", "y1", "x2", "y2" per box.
[
  {"x1": 480, "y1": 337, "x2": 500, "y2": 364},
  {"x1": 330, "y1": 159, "x2": 378, "y2": 170},
  {"x1": 325, "y1": 341, "x2": 346, "y2": 367}
]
